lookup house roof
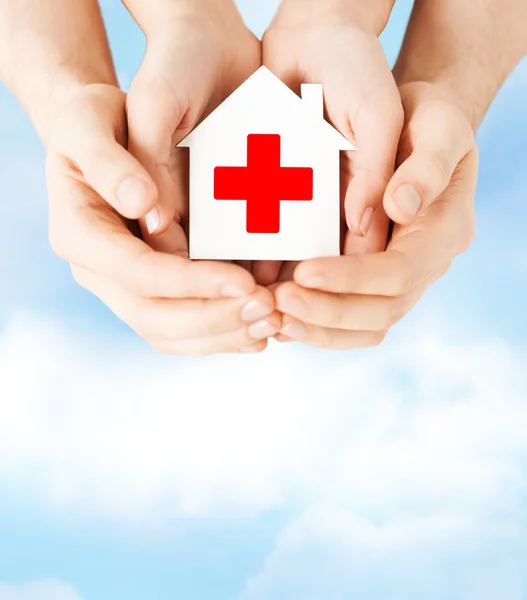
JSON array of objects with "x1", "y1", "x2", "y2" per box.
[{"x1": 178, "y1": 66, "x2": 354, "y2": 151}]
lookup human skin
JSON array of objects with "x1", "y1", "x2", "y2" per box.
[
  {"x1": 0, "y1": 0, "x2": 280, "y2": 355},
  {"x1": 0, "y1": 0, "x2": 116, "y2": 143},
  {"x1": 119, "y1": 0, "x2": 284, "y2": 352},
  {"x1": 122, "y1": 0, "x2": 261, "y2": 240},
  {"x1": 385, "y1": 0, "x2": 527, "y2": 224},
  {"x1": 255, "y1": 0, "x2": 402, "y2": 285},
  {"x1": 274, "y1": 0, "x2": 527, "y2": 349}
]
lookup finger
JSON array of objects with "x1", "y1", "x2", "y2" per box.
[
  {"x1": 51, "y1": 86, "x2": 159, "y2": 222},
  {"x1": 48, "y1": 160, "x2": 256, "y2": 299},
  {"x1": 279, "y1": 316, "x2": 387, "y2": 351},
  {"x1": 126, "y1": 31, "x2": 217, "y2": 236},
  {"x1": 276, "y1": 280, "x2": 434, "y2": 333},
  {"x1": 384, "y1": 101, "x2": 474, "y2": 224},
  {"x1": 142, "y1": 219, "x2": 190, "y2": 259},
  {"x1": 274, "y1": 282, "x2": 404, "y2": 331},
  {"x1": 277, "y1": 261, "x2": 299, "y2": 283},
  {"x1": 344, "y1": 87, "x2": 404, "y2": 237},
  {"x1": 151, "y1": 311, "x2": 281, "y2": 356},
  {"x1": 294, "y1": 148, "x2": 478, "y2": 296},
  {"x1": 237, "y1": 340, "x2": 270, "y2": 354},
  {"x1": 126, "y1": 75, "x2": 186, "y2": 237},
  {"x1": 72, "y1": 264, "x2": 279, "y2": 341},
  {"x1": 252, "y1": 261, "x2": 283, "y2": 286},
  {"x1": 152, "y1": 324, "x2": 276, "y2": 356},
  {"x1": 294, "y1": 232, "x2": 452, "y2": 298},
  {"x1": 342, "y1": 203, "x2": 391, "y2": 255}
]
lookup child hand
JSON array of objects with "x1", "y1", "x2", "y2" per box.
[
  {"x1": 124, "y1": 0, "x2": 261, "y2": 255},
  {"x1": 255, "y1": 0, "x2": 404, "y2": 284},
  {"x1": 274, "y1": 82, "x2": 477, "y2": 349}
]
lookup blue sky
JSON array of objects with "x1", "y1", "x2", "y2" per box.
[{"x1": 0, "y1": 1, "x2": 527, "y2": 599}]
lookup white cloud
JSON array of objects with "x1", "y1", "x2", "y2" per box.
[
  {"x1": 237, "y1": 506, "x2": 526, "y2": 600},
  {"x1": 2, "y1": 309, "x2": 527, "y2": 597},
  {"x1": 0, "y1": 580, "x2": 83, "y2": 600},
  {"x1": 1, "y1": 312, "x2": 526, "y2": 526}
]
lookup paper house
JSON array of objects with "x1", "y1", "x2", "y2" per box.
[{"x1": 178, "y1": 66, "x2": 354, "y2": 261}]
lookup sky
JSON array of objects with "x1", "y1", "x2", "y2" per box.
[{"x1": 0, "y1": 1, "x2": 527, "y2": 599}]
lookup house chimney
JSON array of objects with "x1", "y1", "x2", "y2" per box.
[{"x1": 301, "y1": 84, "x2": 324, "y2": 120}]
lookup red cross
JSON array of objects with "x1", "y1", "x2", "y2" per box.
[{"x1": 214, "y1": 134, "x2": 313, "y2": 234}]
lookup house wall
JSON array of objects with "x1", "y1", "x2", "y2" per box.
[{"x1": 186, "y1": 95, "x2": 344, "y2": 260}]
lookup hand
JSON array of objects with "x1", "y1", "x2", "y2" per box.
[
  {"x1": 273, "y1": 82, "x2": 477, "y2": 349},
  {"x1": 46, "y1": 84, "x2": 281, "y2": 355},
  {"x1": 124, "y1": 0, "x2": 261, "y2": 248},
  {"x1": 254, "y1": 0, "x2": 404, "y2": 285}
]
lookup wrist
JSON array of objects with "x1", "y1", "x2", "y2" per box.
[
  {"x1": 271, "y1": 0, "x2": 395, "y2": 36},
  {"x1": 124, "y1": 0, "x2": 246, "y2": 38},
  {"x1": 29, "y1": 77, "x2": 116, "y2": 148},
  {"x1": 394, "y1": 57, "x2": 489, "y2": 132},
  {"x1": 393, "y1": 0, "x2": 527, "y2": 131},
  {"x1": 5, "y1": 56, "x2": 116, "y2": 146}
]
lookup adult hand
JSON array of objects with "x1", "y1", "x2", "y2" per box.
[
  {"x1": 255, "y1": 0, "x2": 404, "y2": 284},
  {"x1": 47, "y1": 84, "x2": 281, "y2": 355},
  {"x1": 274, "y1": 82, "x2": 477, "y2": 349}
]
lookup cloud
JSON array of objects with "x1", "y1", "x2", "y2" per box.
[
  {"x1": 2, "y1": 310, "x2": 527, "y2": 598},
  {"x1": 0, "y1": 580, "x2": 83, "y2": 600},
  {"x1": 1, "y1": 311, "x2": 526, "y2": 525},
  {"x1": 237, "y1": 506, "x2": 526, "y2": 600}
]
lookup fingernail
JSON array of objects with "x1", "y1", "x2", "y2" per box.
[
  {"x1": 145, "y1": 207, "x2": 161, "y2": 234},
  {"x1": 242, "y1": 299, "x2": 272, "y2": 322},
  {"x1": 394, "y1": 184, "x2": 422, "y2": 218},
  {"x1": 301, "y1": 275, "x2": 327, "y2": 289},
  {"x1": 239, "y1": 344, "x2": 262, "y2": 354},
  {"x1": 359, "y1": 206, "x2": 375, "y2": 237},
  {"x1": 275, "y1": 333, "x2": 294, "y2": 344},
  {"x1": 222, "y1": 284, "x2": 248, "y2": 298},
  {"x1": 282, "y1": 295, "x2": 307, "y2": 317},
  {"x1": 116, "y1": 176, "x2": 148, "y2": 214},
  {"x1": 248, "y1": 319, "x2": 277, "y2": 340},
  {"x1": 281, "y1": 319, "x2": 307, "y2": 340}
]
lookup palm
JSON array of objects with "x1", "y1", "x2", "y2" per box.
[
  {"x1": 126, "y1": 18, "x2": 261, "y2": 256},
  {"x1": 252, "y1": 21, "x2": 397, "y2": 284}
]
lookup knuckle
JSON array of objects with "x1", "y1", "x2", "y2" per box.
[
  {"x1": 70, "y1": 266, "x2": 88, "y2": 290},
  {"x1": 437, "y1": 260, "x2": 453, "y2": 281},
  {"x1": 370, "y1": 330, "x2": 388, "y2": 348},
  {"x1": 327, "y1": 307, "x2": 345, "y2": 330},
  {"x1": 458, "y1": 209, "x2": 477, "y2": 253},
  {"x1": 119, "y1": 299, "x2": 153, "y2": 339},
  {"x1": 316, "y1": 326, "x2": 335, "y2": 349},
  {"x1": 131, "y1": 318, "x2": 153, "y2": 341},
  {"x1": 423, "y1": 152, "x2": 451, "y2": 189},
  {"x1": 206, "y1": 315, "x2": 231, "y2": 338},
  {"x1": 390, "y1": 100, "x2": 405, "y2": 131},
  {"x1": 149, "y1": 340, "x2": 180, "y2": 356},
  {"x1": 393, "y1": 263, "x2": 415, "y2": 295},
  {"x1": 385, "y1": 297, "x2": 407, "y2": 328},
  {"x1": 132, "y1": 250, "x2": 159, "y2": 297},
  {"x1": 49, "y1": 231, "x2": 68, "y2": 260}
]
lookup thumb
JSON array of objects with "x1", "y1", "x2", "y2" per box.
[
  {"x1": 384, "y1": 101, "x2": 474, "y2": 225},
  {"x1": 51, "y1": 86, "x2": 159, "y2": 225},
  {"x1": 125, "y1": 32, "x2": 212, "y2": 237}
]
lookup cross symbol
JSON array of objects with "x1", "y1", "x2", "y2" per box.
[{"x1": 214, "y1": 134, "x2": 314, "y2": 234}]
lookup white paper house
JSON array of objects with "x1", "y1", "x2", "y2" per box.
[{"x1": 178, "y1": 66, "x2": 354, "y2": 261}]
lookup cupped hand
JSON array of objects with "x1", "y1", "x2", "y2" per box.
[
  {"x1": 124, "y1": 0, "x2": 261, "y2": 252},
  {"x1": 46, "y1": 84, "x2": 281, "y2": 355},
  {"x1": 274, "y1": 82, "x2": 477, "y2": 349},
  {"x1": 254, "y1": 0, "x2": 404, "y2": 285}
]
